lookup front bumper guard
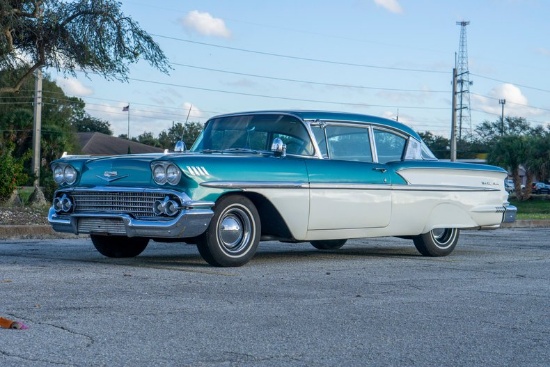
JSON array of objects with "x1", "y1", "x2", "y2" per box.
[{"x1": 48, "y1": 206, "x2": 214, "y2": 238}]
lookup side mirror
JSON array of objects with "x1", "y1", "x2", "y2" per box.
[
  {"x1": 174, "y1": 141, "x2": 186, "y2": 153},
  {"x1": 271, "y1": 137, "x2": 286, "y2": 157}
]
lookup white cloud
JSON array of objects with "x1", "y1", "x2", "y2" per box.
[
  {"x1": 473, "y1": 83, "x2": 542, "y2": 118},
  {"x1": 56, "y1": 77, "x2": 93, "y2": 96},
  {"x1": 373, "y1": 0, "x2": 403, "y2": 14},
  {"x1": 181, "y1": 10, "x2": 231, "y2": 38}
]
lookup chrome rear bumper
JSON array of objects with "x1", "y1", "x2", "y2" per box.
[{"x1": 502, "y1": 205, "x2": 517, "y2": 223}]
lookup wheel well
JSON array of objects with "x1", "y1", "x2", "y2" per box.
[{"x1": 217, "y1": 192, "x2": 293, "y2": 240}]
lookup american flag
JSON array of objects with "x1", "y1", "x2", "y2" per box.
[{"x1": 122, "y1": 105, "x2": 129, "y2": 111}]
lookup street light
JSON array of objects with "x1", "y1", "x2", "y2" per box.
[{"x1": 499, "y1": 99, "x2": 506, "y2": 135}]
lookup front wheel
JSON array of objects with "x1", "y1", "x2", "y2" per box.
[
  {"x1": 310, "y1": 239, "x2": 347, "y2": 250},
  {"x1": 412, "y1": 228, "x2": 459, "y2": 257},
  {"x1": 197, "y1": 195, "x2": 261, "y2": 267},
  {"x1": 91, "y1": 235, "x2": 149, "y2": 258}
]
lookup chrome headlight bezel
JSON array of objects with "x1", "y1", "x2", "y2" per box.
[
  {"x1": 151, "y1": 161, "x2": 181, "y2": 186},
  {"x1": 166, "y1": 164, "x2": 181, "y2": 185},
  {"x1": 52, "y1": 163, "x2": 78, "y2": 186},
  {"x1": 64, "y1": 165, "x2": 77, "y2": 185}
]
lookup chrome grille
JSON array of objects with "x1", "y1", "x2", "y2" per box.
[{"x1": 70, "y1": 191, "x2": 175, "y2": 218}]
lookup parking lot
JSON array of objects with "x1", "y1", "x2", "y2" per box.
[{"x1": 1, "y1": 228, "x2": 549, "y2": 366}]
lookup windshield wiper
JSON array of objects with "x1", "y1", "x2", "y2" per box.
[{"x1": 222, "y1": 148, "x2": 261, "y2": 154}]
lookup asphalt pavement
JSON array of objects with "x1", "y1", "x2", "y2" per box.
[{"x1": 1, "y1": 228, "x2": 549, "y2": 366}]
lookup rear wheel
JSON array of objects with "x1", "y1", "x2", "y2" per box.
[
  {"x1": 91, "y1": 235, "x2": 149, "y2": 258},
  {"x1": 197, "y1": 195, "x2": 260, "y2": 267},
  {"x1": 413, "y1": 228, "x2": 459, "y2": 257},
  {"x1": 310, "y1": 239, "x2": 347, "y2": 250}
]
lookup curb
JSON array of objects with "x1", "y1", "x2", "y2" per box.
[
  {"x1": 0, "y1": 225, "x2": 85, "y2": 240},
  {"x1": 1, "y1": 221, "x2": 549, "y2": 240},
  {"x1": 500, "y1": 220, "x2": 550, "y2": 229}
]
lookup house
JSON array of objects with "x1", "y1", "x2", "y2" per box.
[{"x1": 77, "y1": 132, "x2": 164, "y2": 155}]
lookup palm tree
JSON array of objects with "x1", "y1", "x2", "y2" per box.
[{"x1": 487, "y1": 136, "x2": 533, "y2": 200}]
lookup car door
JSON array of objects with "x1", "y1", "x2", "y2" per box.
[{"x1": 306, "y1": 124, "x2": 393, "y2": 230}]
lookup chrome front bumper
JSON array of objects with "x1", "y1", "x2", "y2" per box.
[{"x1": 48, "y1": 206, "x2": 214, "y2": 238}]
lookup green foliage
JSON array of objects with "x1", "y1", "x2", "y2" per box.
[
  {"x1": 72, "y1": 115, "x2": 113, "y2": 135},
  {"x1": 0, "y1": 0, "x2": 170, "y2": 93},
  {"x1": 0, "y1": 68, "x2": 79, "y2": 185},
  {"x1": 0, "y1": 143, "x2": 29, "y2": 201},
  {"x1": 418, "y1": 131, "x2": 450, "y2": 159},
  {"x1": 158, "y1": 122, "x2": 203, "y2": 149},
  {"x1": 509, "y1": 197, "x2": 550, "y2": 220},
  {"x1": 487, "y1": 120, "x2": 550, "y2": 201}
]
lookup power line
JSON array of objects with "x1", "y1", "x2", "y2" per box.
[
  {"x1": 127, "y1": 77, "x2": 449, "y2": 110},
  {"x1": 153, "y1": 34, "x2": 449, "y2": 75},
  {"x1": 470, "y1": 73, "x2": 550, "y2": 94},
  {"x1": 171, "y1": 63, "x2": 450, "y2": 94}
]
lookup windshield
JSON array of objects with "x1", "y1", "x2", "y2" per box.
[{"x1": 191, "y1": 114, "x2": 314, "y2": 155}]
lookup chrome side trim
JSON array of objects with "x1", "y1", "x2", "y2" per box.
[
  {"x1": 389, "y1": 184, "x2": 500, "y2": 192},
  {"x1": 201, "y1": 181, "x2": 308, "y2": 189},
  {"x1": 201, "y1": 181, "x2": 499, "y2": 192}
]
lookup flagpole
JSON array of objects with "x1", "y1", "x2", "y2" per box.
[
  {"x1": 122, "y1": 104, "x2": 130, "y2": 139},
  {"x1": 127, "y1": 104, "x2": 130, "y2": 139}
]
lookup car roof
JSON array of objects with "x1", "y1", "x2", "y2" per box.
[{"x1": 210, "y1": 110, "x2": 422, "y2": 140}]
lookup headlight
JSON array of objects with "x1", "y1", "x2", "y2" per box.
[
  {"x1": 64, "y1": 165, "x2": 77, "y2": 184},
  {"x1": 152, "y1": 162, "x2": 181, "y2": 185},
  {"x1": 53, "y1": 165, "x2": 64, "y2": 184},
  {"x1": 166, "y1": 164, "x2": 181, "y2": 185},
  {"x1": 153, "y1": 165, "x2": 167, "y2": 185},
  {"x1": 52, "y1": 163, "x2": 77, "y2": 185}
]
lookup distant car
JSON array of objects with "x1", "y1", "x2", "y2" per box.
[
  {"x1": 48, "y1": 110, "x2": 517, "y2": 267},
  {"x1": 532, "y1": 182, "x2": 550, "y2": 194},
  {"x1": 505, "y1": 179, "x2": 514, "y2": 192}
]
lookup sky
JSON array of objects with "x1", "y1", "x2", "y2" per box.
[{"x1": 52, "y1": 0, "x2": 550, "y2": 140}]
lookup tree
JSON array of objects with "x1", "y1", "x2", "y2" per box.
[
  {"x1": 487, "y1": 135, "x2": 533, "y2": 200},
  {"x1": 0, "y1": 68, "x2": 79, "y2": 190},
  {"x1": 137, "y1": 131, "x2": 160, "y2": 147},
  {"x1": 72, "y1": 115, "x2": 112, "y2": 135},
  {"x1": 158, "y1": 122, "x2": 203, "y2": 149},
  {"x1": 485, "y1": 118, "x2": 550, "y2": 201},
  {"x1": 418, "y1": 131, "x2": 450, "y2": 159},
  {"x1": 475, "y1": 116, "x2": 533, "y2": 142},
  {"x1": 0, "y1": 0, "x2": 170, "y2": 94}
]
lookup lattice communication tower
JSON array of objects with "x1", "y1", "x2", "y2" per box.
[{"x1": 456, "y1": 21, "x2": 472, "y2": 140}]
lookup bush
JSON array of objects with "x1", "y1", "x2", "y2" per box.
[{"x1": 0, "y1": 144, "x2": 29, "y2": 202}]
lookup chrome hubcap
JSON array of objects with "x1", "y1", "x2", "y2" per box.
[{"x1": 218, "y1": 207, "x2": 251, "y2": 254}]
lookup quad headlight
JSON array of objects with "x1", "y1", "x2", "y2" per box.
[
  {"x1": 151, "y1": 162, "x2": 181, "y2": 185},
  {"x1": 52, "y1": 163, "x2": 77, "y2": 185}
]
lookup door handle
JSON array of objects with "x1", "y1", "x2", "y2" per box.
[{"x1": 373, "y1": 167, "x2": 387, "y2": 173}]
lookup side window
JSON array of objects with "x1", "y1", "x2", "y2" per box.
[
  {"x1": 325, "y1": 125, "x2": 373, "y2": 162},
  {"x1": 274, "y1": 133, "x2": 314, "y2": 155},
  {"x1": 373, "y1": 129, "x2": 406, "y2": 163}
]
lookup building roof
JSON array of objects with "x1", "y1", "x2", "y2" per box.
[{"x1": 77, "y1": 132, "x2": 164, "y2": 155}]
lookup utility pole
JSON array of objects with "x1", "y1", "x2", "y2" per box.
[
  {"x1": 450, "y1": 68, "x2": 458, "y2": 162},
  {"x1": 32, "y1": 68, "x2": 43, "y2": 187},
  {"x1": 499, "y1": 99, "x2": 506, "y2": 135}
]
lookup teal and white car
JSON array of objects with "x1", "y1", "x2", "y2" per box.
[{"x1": 49, "y1": 110, "x2": 517, "y2": 266}]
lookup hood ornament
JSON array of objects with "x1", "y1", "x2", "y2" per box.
[{"x1": 96, "y1": 171, "x2": 129, "y2": 182}]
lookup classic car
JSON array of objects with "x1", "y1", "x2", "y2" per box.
[{"x1": 48, "y1": 110, "x2": 517, "y2": 267}]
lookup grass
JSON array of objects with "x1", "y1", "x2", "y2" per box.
[{"x1": 509, "y1": 197, "x2": 550, "y2": 220}]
